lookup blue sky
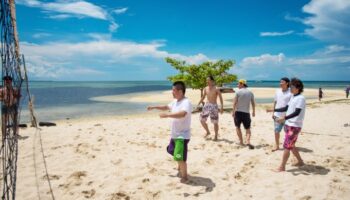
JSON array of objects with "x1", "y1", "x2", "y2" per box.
[{"x1": 16, "y1": 0, "x2": 350, "y2": 81}]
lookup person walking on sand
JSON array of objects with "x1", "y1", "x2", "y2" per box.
[
  {"x1": 345, "y1": 85, "x2": 350, "y2": 98},
  {"x1": 147, "y1": 81, "x2": 192, "y2": 183},
  {"x1": 318, "y1": 87, "x2": 324, "y2": 101},
  {"x1": 272, "y1": 78, "x2": 306, "y2": 172},
  {"x1": 266, "y1": 77, "x2": 292, "y2": 152},
  {"x1": 197, "y1": 76, "x2": 223, "y2": 141},
  {"x1": 232, "y1": 79, "x2": 255, "y2": 149}
]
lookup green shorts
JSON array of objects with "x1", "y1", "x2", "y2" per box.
[{"x1": 166, "y1": 138, "x2": 190, "y2": 161}]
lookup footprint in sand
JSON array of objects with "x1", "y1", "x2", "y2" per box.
[
  {"x1": 82, "y1": 189, "x2": 96, "y2": 198},
  {"x1": 205, "y1": 158, "x2": 214, "y2": 165},
  {"x1": 59, "y1": 171, "x2": 87, "y2": 189},
  {"x1": 42, "y1": 174, "x2": 61, "y2": 181},
  {"x1": 142, "y1": 178, "x2": 150, "y2": 183},
  {"x1": 110, "y1": 192, "x2": 130, "y2": 200},
  {"x1": 299, "y1": 195, "x2": 312, "y2": 200},
  {"x1": 97, "y1": 136, "x2": 104, "y2": 142},
  {"x1": 75, "y1": 143, "x2": 97, "y2": 159},
  {"x1": 111, "y1": 159, "x2": 122, "y2": 165}
]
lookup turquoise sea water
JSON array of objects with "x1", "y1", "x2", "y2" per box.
[{"x1": 18, "y1": 80, "x2": 349, "y2": 122}]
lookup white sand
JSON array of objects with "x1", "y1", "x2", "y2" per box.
[{"x1": 12, "y1": 88, "x2": 350, "y2": 199}]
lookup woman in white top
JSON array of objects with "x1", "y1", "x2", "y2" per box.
[{"x1": 273, "y1": 78, "x2": 306, "y2": 172}]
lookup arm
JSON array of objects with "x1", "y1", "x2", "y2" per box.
[
  {"x1": 218, "y1": 89, "x2": 224, "y2": 114},
  {"x1": 273, "y1": 105, "x2": 288, "y2": 112},
  {"x1": 251, "y1": 98, "x2": 255, "y2": 117},
  {"x1": 147, "y1": 105, "x2": 169, "y2": 111},
  {"x1": 266, "y1": 101, "x2": 277, "y2": 114},
  {"x1": 277, "y1": 108, "x2": 302, "y2": 123},
  {"x1": 232, "y1": 95, "x2": 238, "y2": 116},
  {"x1": 197, "y1": 89, "x2": 207, "y2": 106},
  {"x1": 160, "y1": 110, "x2": 187, "y2": 119}
]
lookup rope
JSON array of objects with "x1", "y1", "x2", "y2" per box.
[
  {"x1": 33, "y1": 128, "x2": 55, "y2": 200},
  {"x1": 32, "y1": 127, "x2": 41, "y2": 200}
]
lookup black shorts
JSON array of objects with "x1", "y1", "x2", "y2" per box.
[
  {"x1": 234, "y1": 111, "x2": 251, "y2": 129},
  {"x1": 1, "y1": 105, "x2": 17, "y2": 115}
]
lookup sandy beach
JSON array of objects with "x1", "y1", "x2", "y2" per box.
[{"x1": 14, "y1": 87, "x2": 350, "y2": 199}]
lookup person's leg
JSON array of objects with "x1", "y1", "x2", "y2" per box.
[
  {"x1": 200, "y1": 120, "x2": 210, "y2": 137},
  {"x1": 276, "y1": 149, "x2": 290, "y2": 171},
  {"x1": 273, "y1": 131, "x2": 280, "y2": 151},
  {"x1": 234, "y1": 112, "x2": 244, "y2": 145},
  {"x1": 200, "y1": 106, "x2": 211, "y2": 137},
  {"x1": 243, "y1": 113, "x2": 253, "y2": 148},
  {"x1": 291, "y1": 147, "x2": 304, "y2": 166},
  {"x1": 178, "y1": 161, "x2": 188, "y2": 182},
  {"x1": 236, "y1": 127, "x2": 244, "y2": 145},
  {"x1": 214, "y1": 123, "x2": 219, "y2": 141},
  {"x1": 211, "y1": 105, "x2": 219, "y2": 141},
  {"x1": 246, "y1": 128, "x2": 251, "y2": 144}
]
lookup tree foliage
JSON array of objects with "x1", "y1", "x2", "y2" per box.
[{"x1": 165, "y1": 57, "x2": 237, "y2": 96}]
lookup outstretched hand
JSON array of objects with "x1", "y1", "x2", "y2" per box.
[
  {"x1": 159, "y1": 113, "x2": 168, "y2": 118},
  {"x1": 266, "y1": 108, "x2": 273, "y2": 113}
]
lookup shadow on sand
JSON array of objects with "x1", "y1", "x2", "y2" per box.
[
  {"x1": 297, "y1": 147, "x2": 313, "y2": 153},
  {"x1": 287, "y1": 164, "x2": 330, "y2": 176},
  {"x1": 185, "y1": 175, "x2": 216, "y2": 192},
  {"x1": 211, "y1": 138, "x2": 234, "y2": 144}
]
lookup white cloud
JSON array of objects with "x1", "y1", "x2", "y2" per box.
[
  {"x1": 260, "y1": 31, "x2": 294, "y2": 37},
  {"x1": 302, "y1": 0, "x2": 350, "y2": 44},
  {"x1": 17, "y1": 0, "x2": 119, "y2": 32},
  {"x1": 114, "y1": 8, "x2": 128, "y2": 15},
  {"x1": 320, "y1": 45, "x2": 348, "y2": 54},
  {"x1": 32, "y1": 32, "x2": 51, "y2": 39},
  {"x1": 109, "y1": 21, "x2": 119, "y2": 32},
  {"x1": 240, "y1": 53, "x2": 285, "y2": 67},
  {"x1": 20, "y1": 39, "x2": 213, "y2": 79},
  {"x1": 18, "y1": 0, "x2": 107, "y2": 19},
  {"x1": 235, "y1": 48, "x2": 350, "y2": 80},
  {"x1": 284, "y1": 13, "x2": 303, "y2": 23}
]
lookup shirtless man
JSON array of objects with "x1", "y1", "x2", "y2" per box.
[
  {"x1": 0, "y1": 76, "x2": 19, "y2": 141},
  {"x1": 197, "y1": 76, "x2": 223, "y2": 141}
]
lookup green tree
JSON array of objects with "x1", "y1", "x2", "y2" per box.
[{"x1": 165, "y1": 57, "x2": 237, "y2": 97}]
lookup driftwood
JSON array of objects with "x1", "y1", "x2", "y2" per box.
[
  {"x1": 39, "y1": 122, "x2": 56, "y2": 127},
  {"x1": 19, "y1": 124, "x2": 27, "y2": 128}
]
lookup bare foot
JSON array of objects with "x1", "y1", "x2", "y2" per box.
[
  {"x1": 180, "y1": 177, "x2": 188, "y2": 183},
  {"x1": 271, "y1": 147, "x2": 280, "y2": 152},
  {"x1": 204, "y1": 132, "x2": 210, "y2": 138},
  {"x1": 213, "y1": 136, "x2": 218, "y2": 141},
  {"x1": 292, "y1": 161, "x2": 305, "y2": 167},
  {"x1": 272, "y1": 167, "x2": 285, "y2": 172}
]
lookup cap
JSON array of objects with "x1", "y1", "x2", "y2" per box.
[{"x1": 238, "y1": 79, "x2": 248, "y2": 87}]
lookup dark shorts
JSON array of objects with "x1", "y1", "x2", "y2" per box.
[
  {"x1": 167, "y1": 138, "x2": 190, "y2": 161},
  {"x1": 1, "y1": 105, "x2": 17, "y2": 115},
  {"x1": 233, "y1": 111, "x2": 251, "y2": 129}
]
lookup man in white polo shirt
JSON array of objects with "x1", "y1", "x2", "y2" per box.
[{"x1": 266, "y1": 77, "x2": 292, "y2": 152}]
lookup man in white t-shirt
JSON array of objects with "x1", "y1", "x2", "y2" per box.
[
  {"x1": 266, "y1": 77, "x2": 292, "y2": 152},
  {"x1": 147, "y1": 81, "x2": 192, "y2": 183},
  {"x1": 272, "y1": 78, "x2": 306, "y2": 172}
]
